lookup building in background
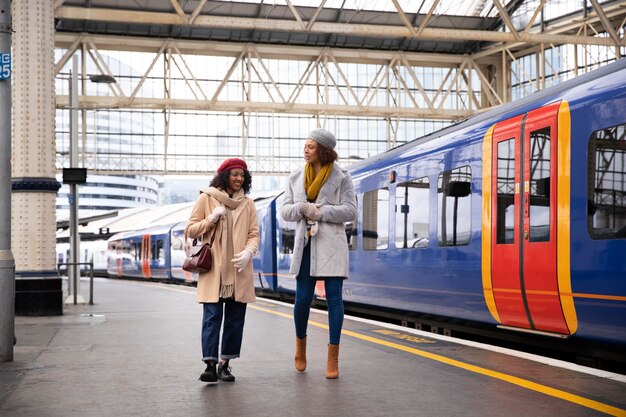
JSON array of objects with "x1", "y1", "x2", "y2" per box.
[{"x1": 55, "y1": 54, "x2": 160, "y2": 220}]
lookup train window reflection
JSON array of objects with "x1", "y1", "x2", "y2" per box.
[
  {"x1": 363, "y1": 187, "x2": 389, "y2": 251},
  {"x1": 345, "y1": 198, "x2": 358, "y2": 251},
  {"x1": 588, "y1": 122, "x2": 626, "y2": 239},
  {"x1": 497, "y1": 139, "x2": 515, "y2": 244},
  {"x1": 437, "y1": 166, "x2": 471, "y2": 246},
  {"x1": 529, "y1": 128, "x2": 551, "y2": 242},
  {"x1": 395, "y1": 177, "x2": 429, "y2": 249}
]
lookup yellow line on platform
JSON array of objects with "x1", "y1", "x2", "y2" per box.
[
  {"x1": 135, "y1": 281, "x2": 624, "y2": 417},
  {"x1": 250, "y1": 304, "x2": 626, "y2": 417}
]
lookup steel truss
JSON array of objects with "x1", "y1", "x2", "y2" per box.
[{"x1": 52, "y1": 0, "x2": 626, "y2": 175}]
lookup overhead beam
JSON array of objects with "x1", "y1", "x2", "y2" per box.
[
  {"x1": 55, "y1": 6, "x2": 618, "y2": 47},
  {"x1": 589, "y1": 0, "x2": 622, "y2": 46},
  {"x1": 55, "y1": 32, "x2": 499, "y2": 67},
  {"x1": 473, "y1": 1, "x2": 626, "y2": 58},
  {"x1": 55, "y1": 95, "x2": 474, "y2": 120},
  {"x1": 416, "y1": 0, "x2": 440, "y2": 37},
  {"x1": 491, "y1": 0, "x2": 520, "y2": 41},
  {"x1": 391, "y1": 0, "x2": 417, "y2": 37}
]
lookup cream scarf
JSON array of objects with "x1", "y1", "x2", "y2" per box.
[{"x1": 204, "y1": 187, "x2": 246, "y2": 298}]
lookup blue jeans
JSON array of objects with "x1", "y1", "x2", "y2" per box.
[
  {"x1": 201, "y1": 298, "x2": 247, "y2": 363},
  {"x1": 294, "y1": 242, "x2": 344, "y2": 345}
]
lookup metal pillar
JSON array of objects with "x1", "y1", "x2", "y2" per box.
[
  {"x1": 0, "y1": 0, "x2": 15, "y2": 362},
  {"x1": 65, "y1": 55, "x2": 84, "y2": 305}
]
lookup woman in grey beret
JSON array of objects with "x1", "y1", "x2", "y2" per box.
[{"x1": 281, "y1": 128, "x2": 357, "y2": 379}]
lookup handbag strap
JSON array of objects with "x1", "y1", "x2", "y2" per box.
[{"x1": 188, "y1": 224, "x2": 217, "y2": 248}]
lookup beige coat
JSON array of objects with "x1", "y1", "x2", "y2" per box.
[{"x1": 184, "y1": 190, "x2": 259, "y2": 303}]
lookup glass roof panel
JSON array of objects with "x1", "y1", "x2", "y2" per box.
[{"x1": 212, "y1": 0, "x2": 491, "y2": 16}]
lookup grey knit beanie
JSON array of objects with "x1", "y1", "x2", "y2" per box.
[{"x1": 307, "y1": 128, "x2": 336, "y2": 150}]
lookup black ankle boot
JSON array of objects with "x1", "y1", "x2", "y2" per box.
[
  {"x1": 200, "y1": 362, "x2": 217, "y2": 383},
  {"x1": 218, "y1": 361, "x2": 235, "y2": 382}
]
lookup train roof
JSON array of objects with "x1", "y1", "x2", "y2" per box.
[
  {"x1": 57, "y1": 203, "x2": 194, "y2": 239},
  {"x1": 79, "y1": 191, "x2": 282, "y2": 242},
  {"x1": 347, "y1": 57, "x2": 626, "y2": 178}
]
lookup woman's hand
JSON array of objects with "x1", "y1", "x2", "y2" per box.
[
  {"x1": 208, "y1": 206, "x2": 226, "y2": 224},
  {"x1": 231, "y1": 249, "x2": 253, "y2": 272},
  {"x1": 299, "y1": 203, "x2": 322, "y2": 221}
]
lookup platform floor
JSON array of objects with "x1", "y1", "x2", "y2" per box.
[{"x1": 1, "y1": 278, "x2": 625, "y2": 417}]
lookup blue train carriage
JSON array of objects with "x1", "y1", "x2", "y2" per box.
[
  {"x1": 143, "y1": 223, "x2": 173, "y2": 280},
  {"x1": 107, "y1": 230, "x2": 141, "y2": 278},
  {"x1": 271, "y1": 192, "x2": 357, "y2": 300},
  {"x1": 345, "y1": 58, "x2": 626, "y2": 345},
  {"x1": 482, "y1": 61, "x2": 625, "y2": 345},
  {"x1": 253, "y1": 194, "x2": 279, "y2": 295},
  {"x1": 106, "y1": 225, "x2": 172, "y2": 280}
]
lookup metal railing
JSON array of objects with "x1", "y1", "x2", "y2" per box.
[{"x1": 57, "y1": 261, "x2": 94, "y2": 305}]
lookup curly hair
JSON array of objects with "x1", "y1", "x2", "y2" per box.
[
  {"x1": 210, "y1": 169, "x2": 252, "y2": 194},
  {"x1": 316, "y1": 143, "x2": 338, "y2": 165}
]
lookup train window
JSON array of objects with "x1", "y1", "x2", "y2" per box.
[
  {"x1": 133, "y1": 243, "x2": 140, "y2": 264},
  {"x1": 276, "y1": 197, "x2": 296, "y2": 254},
  {"x1": 363, "y1": 187, "x2": 389, "y2": 251},
  {"x1": 437, "y1": 166, "x2": 471, "y2": 246},
  {"x1": 588, "y1": 122, "x2": 626, "y2": 239},
  {"x1": 156, "y1": 240, "x2": 165, "y2": 265},
  {"x1": 395, "y1": 177, "x2": 429, "y2": 249},
  {"x1": 345, "y1": 198, "x2": 358, "y2": 251},
  {"x1": 529, "y1": 128, "x2": 551, "y2": 242},
  {"x1": 496, "y1": 139, "x2": 515, "y2": 244}
]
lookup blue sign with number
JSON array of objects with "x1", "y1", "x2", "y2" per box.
[{"x1": 0, "y1": 53, "x2": 11, "y2": 80}]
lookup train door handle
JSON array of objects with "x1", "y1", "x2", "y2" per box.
[{"x1": 524, "y1": 230, "x2": 529, "y2": 240}]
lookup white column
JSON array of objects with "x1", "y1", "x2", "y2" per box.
[{"x1": 11, "y1": 0, "x2": 62, "y2": 314}]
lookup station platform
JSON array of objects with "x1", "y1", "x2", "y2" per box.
[{"x1": 1, "y1": 278, "x2": 625, "y2": 417}]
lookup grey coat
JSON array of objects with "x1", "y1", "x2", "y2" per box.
[{"x1": 281, "y1": 162, "x2": 357, "y2": 278}]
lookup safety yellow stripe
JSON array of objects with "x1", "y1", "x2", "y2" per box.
[
  {"x1": 557, "y1": 101, "x2": 578, "y2": 335},
  {"x1": 250, "y1": 304, "x2": 626, "y2": 417},
  {"x1": 572, "y1": 293, "x2": 626, "y2": 302},
  {"x1": 481, "y1": 125, "x2": 500, "y2": 323}
]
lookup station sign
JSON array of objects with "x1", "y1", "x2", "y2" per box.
[{"x1": 0, "y1": 52, "x2": 10, "y2": 80}]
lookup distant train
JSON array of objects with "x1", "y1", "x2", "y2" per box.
[
  {"x1": 56, "y1": 240, "x2": 109, "y2": 276},
  {"x1": 96, "y1": 58, "x2": 626, "y2": 348}
]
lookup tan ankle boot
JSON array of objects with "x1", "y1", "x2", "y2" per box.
[
  {"x1": 326, "y1": 343, "x2": 339, "y2": 379},
  {"x1": 295, "y1": 336, "x2": 307, "y2": 372}
]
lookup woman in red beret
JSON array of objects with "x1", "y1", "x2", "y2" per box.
[{"x1": 184, "y1": 158, "x2": 259, "y2": 384}]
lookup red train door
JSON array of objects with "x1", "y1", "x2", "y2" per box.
[
  {"x1": 521, "y1": 103, "x2": 568, "y2": 333},
  {"x1": 142, "y1": 234, "x2": 151, "y2": 278},
  {"x1": 489, "y1": 102, "x2": 569, "y2": 334}
]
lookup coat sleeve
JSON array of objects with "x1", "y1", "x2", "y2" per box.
[
  {"x1": 281, "y1": 175, "x2": 304, "y2": 222},
  {"x1": 184, "y1": 193, "x2": 217, "y2": 239},
  {"x1": 244, "y1": 200, "x2": 260, "y2": 255},
  {"x1": 319, "y1": 173, "x2": 357, "y2": 224}
]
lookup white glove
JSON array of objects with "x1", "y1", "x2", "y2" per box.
[
  {"x1": 231, "y1": 249, "x2": 253, "y2": 272},
  {"x1": 208, "y1": 206, "x2": 226, "y2": 224},
  {"x1": 303, "y1": 203, "x2": 322, "y2": 221},
  {"x1": 297, "y1": 202, "x2": 308, "y2": 215}
]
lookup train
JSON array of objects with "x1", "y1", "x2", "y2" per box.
[{"x1": 78, "y1": 58, "x2": 626, "y2": 353}]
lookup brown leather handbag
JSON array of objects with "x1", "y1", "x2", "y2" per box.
[{"x1": 182, "y1": 228, "x2": 216, "y2": 273}]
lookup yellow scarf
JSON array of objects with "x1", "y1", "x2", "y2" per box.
[{"x1": 304, "y1": 162, "x2": 332, "y2": 201}]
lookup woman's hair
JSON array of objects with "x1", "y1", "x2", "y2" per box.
[
  {"x1": 316, "y1": 143, "x2": 338, "y2": 165},
  {"x1": 210, "y1": 169, "x2": 252, "y2": 194}
]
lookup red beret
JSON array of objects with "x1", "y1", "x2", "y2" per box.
[{"x1": 217, "y1": 158, "x2": 248, "y2": 173}]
